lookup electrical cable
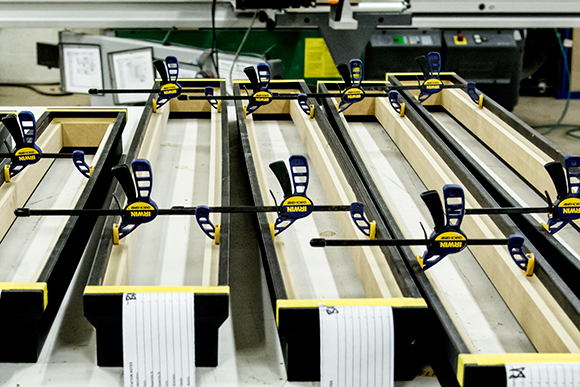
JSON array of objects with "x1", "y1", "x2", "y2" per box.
[
  {"x1": 534, "y1": 28, "x2": 580, "y2": 138},
  {"x1": 211, "y1": 0, "x2": 220, "y2": 78},
  {"x1": 0, "y1": 82, "x2": 73, "y2": 97},
  {"x1": 228, "y1": 11, "x2": 258, "y2": 87}
]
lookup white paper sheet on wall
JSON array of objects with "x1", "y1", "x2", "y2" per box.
[
  {"x1": 505, "y1": 363, "x2": 580, "y2": 387},
  {"x1": 122, "y1": 292, "x2": 195, "y2": 387},
  {"x1": 319, "y1": 304, "x2": 394, "y2": 387}
]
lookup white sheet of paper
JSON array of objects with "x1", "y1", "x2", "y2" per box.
[
  {"x1": 62, "y1": 45, "x2": 103, "y2": 94},
  {"x1": 506, "y1": 363, "x2": 580, "y2": 386},
  {"x1": 123, "y1": 292, "x2": 195, "y2": 387},
  {"x1": 319, "y1": 304, "x2": 394, "y2": 387},
  {"x1": 110, "y1": 49, "x2": 154, "y2": 104}
]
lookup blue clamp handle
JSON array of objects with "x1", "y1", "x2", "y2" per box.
[
  {"x1": 72, "y1": 150, "x2": 91, "y2": 178},
  {"x1": 117, "y1": 159, "x2": 159, "y2": 241},
  {"x1": 350, "y1": 59, "x2": 363, "y2": 88},
  {"x1": 508, "y1": 234, "x2": 534, "y2": 275},
  {"x1": 298, "y1": 93, "x2": 312, "y2": 116},
  {"x1": 443, "y1": 184, "x2": 464, "y2": 232},
  {"x1": 166, "y1": 56, "x2": 179, "y2": 83},
  {"x1": 196, "y1": 205, "x2": 217, "y2": 240},
  {"x1": 350, "y1": 202, "x2": 375, "y2": 237},
  {"x1": 289, "y1": 155, "x2": 309, "y2": 195},
  {"x1": 565, "y1": 156, "x2": 580, "y2": 197},
  {"x1": 205, "y1": 86, "x2": 219, "y2": 110}
]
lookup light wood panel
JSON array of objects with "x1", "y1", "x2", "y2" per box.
[{"x1": 374, "y1": 97, "x2": 580, "y2": 353}]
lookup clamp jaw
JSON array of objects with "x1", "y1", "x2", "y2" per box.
[
  {"x1": 112, "y1": 159, "x2": 158, "y2": 244},
  {"x1": 153, "y1": 56, "x2": 181, "y2": 112},
  {"x1": 337, "y1": 59, "x2": 365, "y2": 113},
  {"x1": 419, "y1": 184, "x2": 532, "y2": 273},
  {"x1": 543, "y1": 156, "x2": 580, "y2": 234},
  {"x1": 243, "y1": 63, "x2": 273, "y2": 116},
  {"x1": 419, "y1": 184, "x2": 468, "y2": 269},
  {"x1": 416, "y1": 52, "x2": 443, "y2": 104},
  {"x1": 2, "y1": 112, "x2": 42, "y2": 181}
]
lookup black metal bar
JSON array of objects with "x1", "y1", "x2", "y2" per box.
[
  {"x1": 15, "y1": 204, "x2": 352, "y2": 217},
  {"x1": 0, "y1": 152, "x2": 76, "y2": 159},
  {"x1": 311, "y1": 238, "x2": 510, "y2": 247},
  {"x1": 89, "y1": 84, "x2": 466, "y2": 98},
  {"x1": 465, "y1": 206, "x2": 551, "y2": 215}
]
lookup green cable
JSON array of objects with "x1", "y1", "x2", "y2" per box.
[{"x1": 535, "y1": 28, "x2": 578, "y2": 137}]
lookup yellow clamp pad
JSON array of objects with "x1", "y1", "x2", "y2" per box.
[
  {"x1": 215, "y1": 224, "x2": 220, "y2": 245},
  {"x1": 276, "y1": 297, "x2": 427, "y2": 327},
  {"x1": 369, "y1": 221, "x2": 376, "y2": 239},
  {"x1": 400, "y1": 103, "x2": 406, "y2": 117},
  {"x1": 457, "y1": 353, "x2": 580, "y2": 386},
  {"x1": 525, "y1": 253, "x2": 535, "y2": 276},
  {"x1": 217, "y1": 100, "x2": 222, "y2": 113},
  {"x1": 89, "y1": 166, "x2": 94, "y2": 176},
  {"x1": 243, "y1": 106, "x2": 247, "y2": 119},
  {"x1": 4, "y1": 165, "x2": 10, "y2": 182},
  {"x1": 478, "y1": 94, "x2": 484, "y2": 108},
  {"x1": 0, "y1": 282, "x2": 48, "y2": 310},
  {"x1": 542, "y1": 222, "x2": 549, "y2": 232},
  {"x1": 152, "y1": 99, "x2": 158, "y2": 113},
  {"x1": 84, "y1": 285, "x2": 230, "y2": 295},
  {"x1": 269, "y1": 222, "x2": 275, "y2": 240},
  {"x1": 113, "y1": 224, "x2": 120, "y2": 245},
  {"x1": 416, "y1": 255, "x2": 424, "y2": 269},
  {"x1": 309, "y1": 104, "x2": 315, "y2": 119}
]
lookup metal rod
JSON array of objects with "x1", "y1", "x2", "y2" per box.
[
  {"x1": 15, "y1": 204, "x2": 352, "y2": 217},
  {"x1": 465, "y1": 206, "x2": 551, "y2": 215},
  {"x1": 310, "y1": 238, "x2": 510, "y2": 247},
  {"x1": 89, "y1": 84, "x2": 467, "y2": 98},
  {"x1": 0, "y1": 152, "x2": 77, "y2": 159}
]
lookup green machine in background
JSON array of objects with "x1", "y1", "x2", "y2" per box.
[{"x1": 115, "y1": 29, "x2": 342, "y2": 85}]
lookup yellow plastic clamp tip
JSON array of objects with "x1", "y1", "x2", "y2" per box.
[
  {"x1": 89, "y1": 166, "x2": 94, "y2": 176},
  {"x1": 269, "y1": 222, "x2": 276, "y2": 240},
  {"x1": 478, "y1": 94, "x2": 484, "y2": 108},
  {"x1": 525, "y1": 253, "x2": 535, "y2": 276},
  {"x1": 369, "y1": 221, "x2": 377, "y2": 240},
  {"x1": 152, "y1": 99, "x2": 158, "y2": 113},
  {"x1": 214, "y1": 224, "x2": 220, "y2": 245},
  {"x1": 4, "y1": 165, "x2": 10, "y2": 182},
  {"x1": 416, "y1": 255, "x2": 424, "y2": 269},
  {"x1": 400, "y1": 103, "x2": 406, "y2": 117},
  {"x1": 243, "y1": 106, "x2": 247, "y2": 119},
  {"x1": 113, "y1": 224, "x2": 120, "y2": 245},
  {"x1": 309, "y1": 104, "x2": 315, "y2": 119},
  {"x1": 542, "y1": 222, "x2": 549, "y2": 232},
  {"x1": 217, "y1": 100, "x2": 222, "y2": 113}
]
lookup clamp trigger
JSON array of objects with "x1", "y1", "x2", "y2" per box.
[
  {"x1": 298, "y1": 93, "x2": 314, "y2": 118},
  {"x1": 350, "y1": 202, "x2": 376, "y2": 239},
  {"x1": 508, "y1": 234, "x2": 534, "y2": 275},
  {"x1": 205, "y1": 86, "x2": 219, "y2": 110},
  {"x1": 388, "y1": 91, "x2": 405, "y2": 116},
  {"x1": 196, "y1": 205, "x2": 219, "y2": 244},
  {"x1": 72, "y1": 150, "x2": 92, "y2": 178}
]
